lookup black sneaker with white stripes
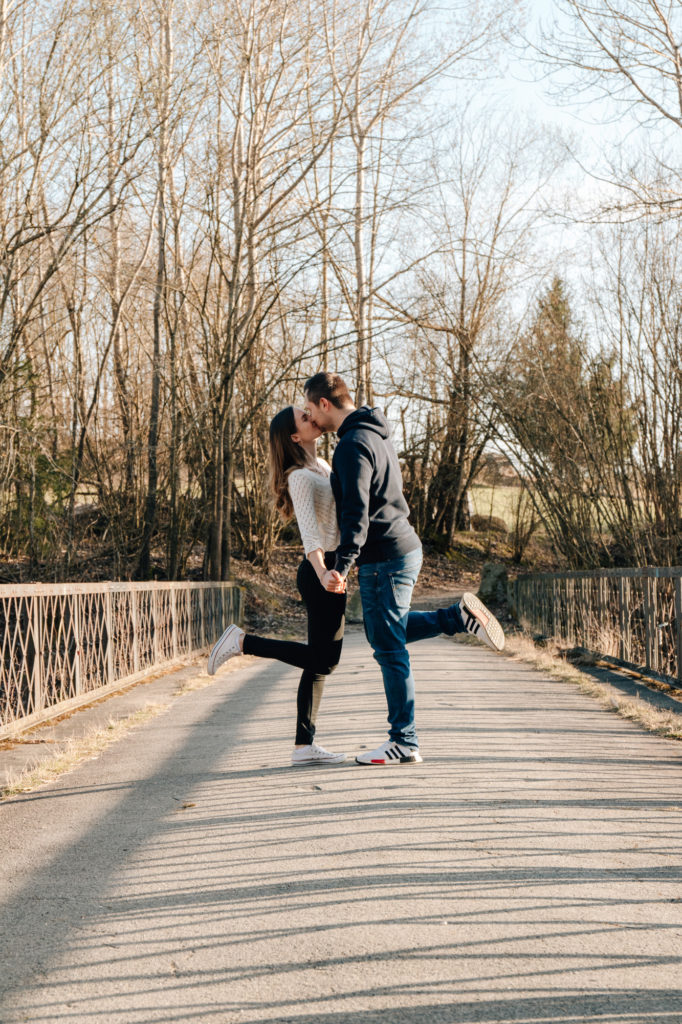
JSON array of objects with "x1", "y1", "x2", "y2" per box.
[
  {"x1": 459, "y1": 592, "x2": 505, "y2": 651},
  {"x1": 355, "y1": 740, "x2": 423, "y2": 765}
]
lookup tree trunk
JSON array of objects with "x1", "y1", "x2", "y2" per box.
[
  {"x1": 353, "y1": 128, "x2": 370, "y2": 405},
  {"x1": 138, "y1": 5, "x2": 172, "y2": 579}
]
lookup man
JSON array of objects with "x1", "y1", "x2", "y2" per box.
[{"x1": 304, "y1": 371, "x2": 504, "y2": 766}]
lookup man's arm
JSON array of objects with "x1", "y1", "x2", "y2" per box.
[{"x1": 333, "y1": 440, "x2": 373, "y2": 577}]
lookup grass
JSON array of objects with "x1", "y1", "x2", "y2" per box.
[
  {"x1": 469, "y1": 483, "x2": 522, "y2": 527},
  {"x1": 502, "y1": 632, "x2": 682, "y2": 742},
  {"x1": 0, "y1": 651, "x2": 256, "y2": 800},
  {"x1": 1, "y1": 704, "x2": 168, "y2": 800},
  {"x1": 173, "y1": 654, "x2": 257, "y2": 695}
]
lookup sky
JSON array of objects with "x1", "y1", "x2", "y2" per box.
[{"x1": 491, "y1": 0, "x2": 624, "y2": 146}]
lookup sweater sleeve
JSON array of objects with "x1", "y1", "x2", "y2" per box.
[
  {"x1": 288, "y1": 470, "x2": 324, "y2": 556},
  {"x1": 333, "y1": 440, "x2": 374, "y2": 577}
]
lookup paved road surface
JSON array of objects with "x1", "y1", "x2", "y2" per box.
[{"x1": 1, "y1": 632, "x2": 682, "y2": 1024}]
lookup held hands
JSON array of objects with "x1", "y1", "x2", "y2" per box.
[{"x1": 321, "y1": 569, "x2": 346, "y2": 593}]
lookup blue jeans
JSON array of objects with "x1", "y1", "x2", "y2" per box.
[{"x1": 357, "y1": 547, "x2": 465, "y2": 748}]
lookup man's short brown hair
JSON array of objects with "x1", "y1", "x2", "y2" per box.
[{"x1": 304, "y1": 371, "x2": 353, "y2": 409}]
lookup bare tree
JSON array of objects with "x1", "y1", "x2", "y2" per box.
[
  {"x1": 320, "y1": 0, "x2": 508, "y2": 405},
  {"x1": 540, "y1": 0, "x2": 682, "y2": 218},
  {"x1": 179, "y1": 0, "x2": 352, "y2": 579},
  {"x1": 593, "y1": 219, "x2": 682, "y2": 564},
  {"x1": 381, "y1": 111, "x2": 559, "y2": 544}
]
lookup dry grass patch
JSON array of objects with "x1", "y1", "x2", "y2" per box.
[
  {"x1": 1, "y1": 704, "x2": 168, "y2": 800},
  {"x1": 503, "y1": 633, "x2": 682, "y2": 742},
  {"x1": 1, "y1": 650, "x2": 262, "y2": 798},
  {"x1": 173, "y1": 653, "x2": 258, "y2": 695}
]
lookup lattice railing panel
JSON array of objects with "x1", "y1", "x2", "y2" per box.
[
  {"x1": 40, "y1": 594, "x2": 79, "y2": 705},
  {"x1": 0, "y1": 582, "x2": 241, "y2": 734},
  {"x1": 111, "y1": 590, "x2": 136, "y2": 680},
  {"x1": 515, "y1": 567, "x2": 682, "y2": 684},
  {"x1": 189, "y1": 589, "x2": 204, "y2": 650},
  {"x1": 655, "y1": 578, "x2": 676, "y2": 679},
  {"x1": 0, "y1": 594, "x2": 37, "y2": 723},
  {"x1": 203, "y1": 589, "x2": 219, "y2": 644},
  {"x1": 136, "y1": 591, "x2": 156, "y2": 672},
  {"x1": 78, "y1": 591, "x2": 109, "y2": 693},
  {"x1": 156, "y1": 591, "x2": 175, "y2": 660},
  {"x1": 627, "y1": 577, "x2": 647, "y2": 670}
]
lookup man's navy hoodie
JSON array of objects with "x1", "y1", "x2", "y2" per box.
[{"x1": 330, "y1": 406, "x2": 421, "y2": 577}]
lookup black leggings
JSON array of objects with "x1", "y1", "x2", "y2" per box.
[{"x1": 242, "y1": 554, "x2": 346, "y2": 745}]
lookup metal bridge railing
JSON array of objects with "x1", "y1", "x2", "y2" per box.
[
  {"x1": 0, "y1": 581, "x2": 242, "y2": 739},
  {"x1": 513, "y1": 567, "x2": 682, "y2": 686}
]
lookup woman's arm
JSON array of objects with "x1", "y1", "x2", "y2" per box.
[
  {"x1": 288, "y1": 470, "x2": 329, "y2": 580},
  {"x1": 288, "y1": 471, "x2": 344, "y2": 591},
  {"x1": 306, "y1": 547, "x2": 327, "y2": 581}
]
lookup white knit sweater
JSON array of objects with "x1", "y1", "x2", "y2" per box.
[{"x1": 287, "y1": 458, "x2": 340, "y2": 556}]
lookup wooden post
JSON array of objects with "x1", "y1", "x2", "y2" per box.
[
  {"x1": 551, "y1": 579, "x2": 558, "y2": 639},
  {"x1": 644, "y1": 574, "x2": 656, "y2": 672},
  {"x1": 618, "y1": 576, "x2": 626, "y2": 662},
  {"x1": 577, "y1": 577, "x2": 585, "y2": 647},
  {"x1": 186, "y1": 588, "x2": 192, "y2": 657},
  {"x1": 152, "y1": 589, "x2": 160, "y2": 664},
  {"x1": 542, "y1": 579, "x2": 547, "y2": 634},
  {"x1": 32, "y1": 594, "x2": 43, "y2": 714},
  {"x1": 561, "y1": 581, "x2": 569, "y2": 643},
  {"x1": 671, "y1": 581, "x2": 675, "y2": 684},
  {"x1": 131, "y1": 590, "x2": 140, "y2": 674},
  {"x1": 73, "y1": 594, "x2": 82, "y2": 696},
  {"x1": 651, "y1": 574, "x2": 659, "y2": 674},
  {"x1": 105, "y1": 588, "x2": 114, "y2": 685},
  {"x1": 171, "y1": 587, "x2": 178, "y2": 660}
]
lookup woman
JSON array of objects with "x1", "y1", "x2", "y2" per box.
[{"x1": 208, "y1": 405, "x2": 348, "y2": 766}]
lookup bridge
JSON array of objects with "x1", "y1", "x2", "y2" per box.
[{"x1": 1, "y1": 630, "x2": 682, "y2": 1023}]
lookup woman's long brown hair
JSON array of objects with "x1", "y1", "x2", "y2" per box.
[{"x1": 269, "y1": 406, "x2": 310, "y2": 520}]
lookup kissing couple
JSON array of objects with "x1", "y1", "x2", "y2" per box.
[{"x1": 208, "y1": 371, "x2": 504, "y2": 766}]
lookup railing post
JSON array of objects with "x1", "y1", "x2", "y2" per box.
[
  {"x1": 652, "y1": 573, "x2": 660, "y2": 675},
  {"x1": 567, "y1": 579, "x2": 575, "y2": 645},
  {"x1": 551, "y1": 579, "x2": 558, "y2": 639},
  {"x1": 671, "y1": 581, "x2": 675, "y2": 684},
  {"x1": 644, "y1": 573, "x2": 656, "y2": 672},
  {"x1": 171, "y1": 587, "x2": 178, "y2": 660},
  {"x1": 593, "y1": 577, "x2": 602, "y2": 647},
  {"x1": 186, "y1": 588, "x2": 192, "y2": 657},
  {"x1": 152, "y1": 588, "x2": 160, "y2": 664},
  {"x1": 200, "y1": 587, "x2": 206, "y2": 649},
  {"x1": 131, "y1": 589, "x2": 140, "y2": 674},
  {"x1": 32, "y1": 593, "x2": 44, "y2": 714},
  {"x1": 543, "y1": 579, "x2": 549, "y2": 636},
  {"x1": 105, "y1": 587, "x2": 114, "y2": 685},
  {"x1": 73, "y1": 593, "x2": 82, "y2": 696},
  {"x1": 618, "y1": 576, "x2": 627, "y2": 662}
]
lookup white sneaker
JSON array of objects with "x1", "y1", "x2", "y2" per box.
[
  {"x1": 291, "y1": 742, "x2": 347, "y2": 766},
  {"x1": 459, "y1": 592, "x2": 505, "y2": 651},
  {"x1": 355, "y1": 739, "x2": 422, "y2": 765},
  {"x1": 207, "y1": 623, "x2": 245, "y2": 675}
]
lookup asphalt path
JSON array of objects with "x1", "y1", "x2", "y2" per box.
[{"x1": 1, "y1": 631, "x2": 682, "y2": 1024}]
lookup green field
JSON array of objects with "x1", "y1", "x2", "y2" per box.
[{"x1": 469, "y1": 484, "x2": 525, "y2": 530}]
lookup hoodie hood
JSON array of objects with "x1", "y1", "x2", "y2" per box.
[{"x1": 337, "y1": 405, "x2": 389, "y2": 439}]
